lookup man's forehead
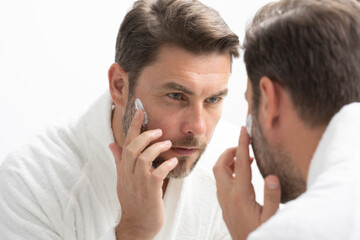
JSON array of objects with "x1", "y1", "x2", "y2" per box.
[
  {"x1": 135, "y1": 45, "x2": 231, "y2": 96},
  {"x1": 151, "y1": 45, "x2": 231, "y2": 73},
  {"x1": 137, "y1": 65, "x2": 230, "y2": 91},
  {"x1": 149, "y1": 61, "x2": 231, "y2": 81}
]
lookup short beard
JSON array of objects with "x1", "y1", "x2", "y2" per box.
[
  {"x1": 152, "y1": 136, "x2": 206, "y2": 178},
  {"x1": 122, "y1": 94, "x2": 137, "y2": 136},
  {"x1": 122, "y1": 95, "x2": 206, "y2": 178},
  {"x1": 251, "y1": 113, "x2": 306, "y2": 203}
]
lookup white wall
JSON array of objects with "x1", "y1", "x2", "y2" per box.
[{"x1": 0, "y1": 0, "x2": 272, "y2": 163}]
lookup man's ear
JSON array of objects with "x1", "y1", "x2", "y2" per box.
[
  {"x1": 108, "y1": 63, "x2": 129, "y2": 107},
  {"x1": 259, "y1": 76, "x2": 280, "y2": 130}
]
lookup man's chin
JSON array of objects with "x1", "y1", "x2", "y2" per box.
[
  {"x1": 166, "y1": 157, "x2": 191, "y2": 178},
  {"x1": 152, "y1": 155, "x2": 200, "y2": 179}
]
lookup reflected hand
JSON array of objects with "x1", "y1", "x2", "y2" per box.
[
  {"x1": 109, "y1": 110, "x2": 178, "y2": 240},
  {"x1": 213, "y1": 127, "x2": 281, "y2": 240}
]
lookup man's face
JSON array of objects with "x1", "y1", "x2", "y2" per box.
[
  {"x1": 123, "y1": 45, "x2": 231, "y2": 178},
  {"x1": 245, "y1": 80, "x2": 306, "y2": 203}
]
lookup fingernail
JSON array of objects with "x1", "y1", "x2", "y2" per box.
[
  {"x1": 241, "y1": 126, "x2": 247, "y2": 135},
  {"x1": 266, "y1": 179, "x2": 279, "y2": 190},
  {"x1": 134, "y1": 110, "x2": 140, "y2": 118},
  {"x1": 162, "y1": 140, "x2": 172, "y2": 146},
  {"x1": 153, "y1": 129, "x2": 162, "y2": 136},
  {"x1": 168, "y1": 157, "x2": 178, "y2": 166}
]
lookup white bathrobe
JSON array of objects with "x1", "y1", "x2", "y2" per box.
[
  {"x1": 248, "y1": 103, "x2": 360, "y2": 240},
  {"x1": 0, "y1": 92, "x2": 238, "y2": 240}
]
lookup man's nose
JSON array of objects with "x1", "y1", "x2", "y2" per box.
[{"x1": 181, "y1": 103, "x2": 206, "y2": 136}]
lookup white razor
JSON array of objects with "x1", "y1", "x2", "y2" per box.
[
  {"x1": 246, "y1": 114, "x2": 253, "y2": 138},
  {"x1": 135, "y1": 98, "x2": 148, "y2": 127}
]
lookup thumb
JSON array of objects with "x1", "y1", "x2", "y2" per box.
[
  {"x1": 109, "y1": 143, "x2": 123, "y2": 166},
  {"x1": 261, "y1": 175, "x2": 281, "y2": 223}
]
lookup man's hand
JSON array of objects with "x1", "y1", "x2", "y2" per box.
[
  {"x1": 109, "y1": 110, "x2": 178, "y2": 240},
  {"x1": 213, "y1": 127, "x2": 281, "y2": 240}
]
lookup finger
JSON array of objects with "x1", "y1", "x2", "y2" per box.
[
  {"x1": 134, "y1": 140, "x2": 172, "y2": 175},
  {"x1": 234, "y1": 127, "x2": 252, "y2": 188},
  {"x1": 213, "y1": 147, "x2": 237, "y2": 190},
  {"x1": 124, "y1": 110, "x2": 144, "y2": 145},
  {"x1": 124, "y1": 129, "x2": 163, "y2": 173},
  {"x1": 151, "y1": 157, "x2": 178, "y2": 182},
  {"x1": 262, "y1": 175, "x2": 281, "y2": 223},
  {"x1": 126, "y1": 129, "x2": 163, "y2": 159},
  {"x1": 214, "y1": 147, "x2": 237, "y2": 169},
  {"x1": 109, "y1": 143, "x2": 123, "y2": 174}
]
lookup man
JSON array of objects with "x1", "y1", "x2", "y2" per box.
[
  {"x1": 0, "y1": 0, "x2": 240, "y2": 239},
  {"x1": 214, "y1": 0, "x2": 360, "y2": 239}
]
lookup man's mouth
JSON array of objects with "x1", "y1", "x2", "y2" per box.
[{"x1": 171, "y1": 147, "x2": 198, "y2": 156}]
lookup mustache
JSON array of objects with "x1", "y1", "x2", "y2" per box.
[{"x1": 170, "y1": 136, "x2": 206, "y2": 150}]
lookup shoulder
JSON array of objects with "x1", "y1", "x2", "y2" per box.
[
  {"x1": 0, "y1": 118, "x2": 87, "y2": 206},
  {"x1": 0, "y1": 116, "x2": 93, "y2": 236},
  {"x1": 1, "y1": 117, "x2": 86, "y2": 179},
  {"x1": 248, "y1": 187, "x2": 357, "y2": 240}
]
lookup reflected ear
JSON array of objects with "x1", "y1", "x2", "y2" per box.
[
  {"x1": 259, "y1": 76, "x2": 279, "y2": 130},
  {"x1": 108, "y1": 63, "x2": 129, "y2": 107}
]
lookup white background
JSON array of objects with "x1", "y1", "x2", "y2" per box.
[{"x1": 0, "y1": 0, "x2": 272, "y2": 163}]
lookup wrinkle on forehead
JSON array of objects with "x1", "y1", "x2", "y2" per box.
[{"x1": 170, "y1": 70, "x2": 230, "y2": 83}]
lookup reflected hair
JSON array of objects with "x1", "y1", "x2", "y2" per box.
[
  {"x1": 115, "y1": 0, "x2": 239, "y2": 98},
  {"x1": 244, "y1": 0, "x2": 360, "y2": 127}
]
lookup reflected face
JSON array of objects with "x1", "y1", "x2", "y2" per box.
[
  {"x1": 245, "y1": 80, "x2": 306, "y2": 203},
  {"x1": 123, "y1": 45, "x2": 231, "y2": 178}
]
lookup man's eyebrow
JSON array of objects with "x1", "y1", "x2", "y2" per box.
[
  {"x1": 211, "y1": 89, "x2": 228, "y2": 98},
  {"x1": 156, "y1": 82, "x2": 228, "y2": 97},
  {"x1": 158, "y1": 82, "x2": 194, "y2": 95}
]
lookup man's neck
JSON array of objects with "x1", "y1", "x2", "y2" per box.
[{"x1": 287, "y1": 123, "x2": 327, "y2": 181}]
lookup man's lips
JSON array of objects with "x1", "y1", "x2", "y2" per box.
[{"x1": 170, "y1": 147, "x2": 198, "y2": 156}]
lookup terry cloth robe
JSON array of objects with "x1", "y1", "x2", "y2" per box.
[
  {"x1": 248, "y1": 102, "x2": 360, "y2": 240},
  {"x1": 0, "y1": 91, "x2": 240, "y2": 240}
]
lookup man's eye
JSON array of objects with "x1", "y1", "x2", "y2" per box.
[
  {"x1": 168, "y1": 93, "x2": 182, "y2": 100},
  {"x1": 206, "y1": 97, "x2": 220, "y2": 103}
]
